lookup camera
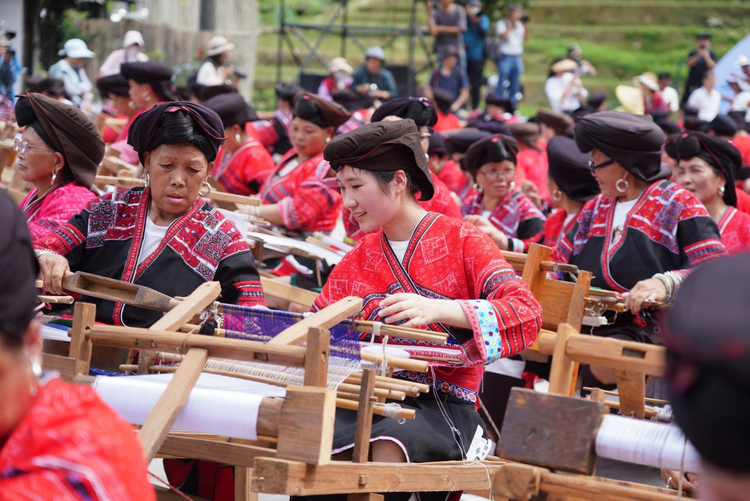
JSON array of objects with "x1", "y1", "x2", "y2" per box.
[{"x1": 521, "y1": 14, "x2": 530, "y2": 23}]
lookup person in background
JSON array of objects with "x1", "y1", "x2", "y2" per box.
[
  {"x1": 96, "y1": 73, "x2": 136, "y2": 144},
  {"x1": 0, "y1": 48, "x2": 16, "y2": 104},
  {"x1": 27, "y1": 78, "x2": 69, "y2": 103},
  {"x1": 442, "y1": 128, "x2": 490, "y2": 196},
  {"x1": 536, "y1": 109, "x2": 574, "y2": 143},
  {"x1": 427, "y1": 0, "x2": 467, "y2": 67},
  {"x1": 203, "y1": 92, "x2": 275, "y2": 196},
  {"x1": 634, "y1": 72, "x2": 669, "y2": 115},
  {"x1": 667, "y1": 131, "x2": 750, "y2": 254},
  {"x1": 462, "y1": 134, "x2": 546, "y2": 252},
  {"x1": 98, "y1": 30, "x2": 149, "y2": 78},
  {"x1": 196, "y1": 36, "x2": 239, "y2": 87},
  {"x1": 494, "y1": 4, "x2": 528, "y2": 104},
  {"x1": 687, "y1": 70, "x2": 721, "y2": 122},
  {"x1": 332, "y1": 89, "x2": 375, "y2": 134},
  {"x1": 728, "y1": 74, "x2": 750, "y2": 122},
  {"x1": 682, "y1": 33, "x2": 717, "y2": 106},
  {"x1": 566, "y1": 43, "x2": 597, "y2": 77},
  {"x1": 661, "y1": 254, "x2": 750, "y2": 499},
  {"x1": 317, "y1": 57, "x2": 353, "y2": 101},
  {"x1": 431, "y1": 88, "x2": 462, "y2": 132},
  {"x1": 463, "y1": 0, "x2": 490, "y2": 110},
  {"x1": 351, "y1": 47, "x2": 397, "y2": 101},
  {"x1": 542, "y1": 135, "x2": 600, "y2": 248},
  {"x1": 426, "y1": 46, "x2": 469, "y2": 113},
  {"x1": 658, "y1": 72, "x2": 680, "y2": 114},
  {"x1": 508, "y1": 121, "x2": 550, "y2": 205},
  {"x1": 0, "y1": 190, "x2": 156, "y2": 500},
  {"x1": 48, "y1": 38, "x2": 95, "y2": 108},
  {"x1": 545, "y1": 58, "x2": 587, "y2": 113},
  {"x1": 14, "y1": 92, "x2": 102, "y2": 240},
  {"x1": 253, "y1": 82, "x2": 303, "y2": 158}
]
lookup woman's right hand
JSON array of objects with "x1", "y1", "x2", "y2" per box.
[{"x1": 37, "y1": 253, "x2": 72, "y2": 295}]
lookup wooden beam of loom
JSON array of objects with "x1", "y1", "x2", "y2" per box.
[
  {"x1": 62, "y1": 272, "x2": 180, "y2": 312},
  {"x1": 260, "y1": 276, "x2": 319, "y2": 309},
  {"x1": 149, "y1": 281, "x2": 221, "y2": 331},
  {"x1": 268, "y1": 296, "x2": 363, "y2": 346}
]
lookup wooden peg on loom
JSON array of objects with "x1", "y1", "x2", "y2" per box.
[{"x1": 347, "y1": 368, "x2": 383, "y2": 501}]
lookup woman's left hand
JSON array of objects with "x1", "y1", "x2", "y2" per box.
[
  {"x1": 378, "y1": 293, "x2": 442, "y2": 327},
  {"x1": 622, "y1": 278, "x2": 668, "y2": 314}
]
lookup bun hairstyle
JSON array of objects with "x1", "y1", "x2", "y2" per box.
[{"x1": 149, "y1": 110, "x2": 217, "y2": 162}]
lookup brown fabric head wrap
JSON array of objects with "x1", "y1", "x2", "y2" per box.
[
  {"x1": 294, "y1": 92, "x2": 351, "y2": 130},
  {"x1": 324, "y1": 119, "x2": 434, "y2": 200},
  {"x1": 574, "y1": 111, "x2": 668, "y2": 183},
  {"x1": 462, "y1": 134, "x2": 519, "y2": 176},
  {"x1": 15, "y1": 92, "x2": 104, "y2": 188}
]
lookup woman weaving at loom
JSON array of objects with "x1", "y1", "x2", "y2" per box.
[
  {"x1": 666, "y1": 131, "x2": 750, "y2": 254},
  {"x1": 255, "y1": 92, "x2": 350, "y2": 234},
  {"x1": 461, "y1": 134, "x2": 546, "y2": 252},
  {"x1": 0, "y1": 191, "x2": 154, "y2": 500},
  {"x1": 15, "y1": 92, "x2": 102, "y2": 240},
  {"x1": 342, "y1": 97, "x2": 462, "y2": 240},
  {"x1": 33, "y1": 101, "x2": 266, "y2": 326},
  {"x1": 309, "y1": 119, "x2": 542, "y2": 501},
  {"x1": 551, "y1": 111, "x2": 726, "y2": 388}
]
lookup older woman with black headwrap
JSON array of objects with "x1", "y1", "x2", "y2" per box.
[
  {"x1": 15, "y1": 92, "x2": 103, "y2": 240},
  {"x1": 308, "y1": 119, "x2": 540, "y2": 500},
  {"x1": 33, "y1": 102, "x2": 265, "y2": 327},
  {"x1": 462, "y1": 134, "x2": 546, "y2": 252},
  {"x1": 666, "y1": 131, "x2": 750, "y2": 254},
  {"x1": 256, "y1": 92, "x2": 350, "y2": 233},
  {"x1": 0, "y1": 191, "x2": 155, "y2": 500},
  {"x1": 551, "y1": 111, "x2": 726, "y2": 387},
  {"x1": 541, "y1": 134, "x2": 600, "y2": 248}
]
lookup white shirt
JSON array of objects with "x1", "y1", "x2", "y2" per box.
[
  {"x1": 496, "y1": 19, "x2": 525, "y2": 56},
  {"x1": 611, "y1": 198, "x2": 638, "y2": 245},
  {"x1": 137, "y1": 217, "x2": 169, "y2": 266},
  {"x1": 545, "y1": 72, "x2": 587, "y2": 113},
  {"x1": 99, "y1": 47, "x2": 149, "y2": 78},
  {"x1": 687, "y1": 87, "x2": 722, "y2": 122},
  {"x1": 388, "y1": 238, "x2": 410, "y2": 264},
  {"x1": 660, "y1": 86, "x2": 680, "y2": 113},
  {"x1": 196, "y1": 61, "x2": 226, "y2": 86},
  {"x1": 732, "y1": 91, "x2": 750, "y2": 122}
]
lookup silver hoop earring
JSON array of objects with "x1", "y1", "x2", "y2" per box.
[
  {"x1": 31, "y1": 355, "x2": 42, "y2": 378},
  {"x1": 473, "y1": 183, "x2": 483, "y2": 193},
  {"x1": 719, "y1": 185, "x2": 726, "y2": 197},
  {"x1": 616, "y1": 178, "x2": 629, "y2": 193},
  {"x1": 200, "y1": 181, "x2": 212, "y2": 197},
  {"x1": 235, "y1": 134, "x2": 241, "y2": 142},
  {"x1": 144, "y1": 173, "x2": 150, "y2": 188},
  {"x1": 552, "y1": 190, "x2": 562, "y2": 202},
  {"x1": 326, "y1": 137, "x2": 331, "y2": 143},
  {"x1": 51, "y1": 172, "x2": 56, "y2": 184}
]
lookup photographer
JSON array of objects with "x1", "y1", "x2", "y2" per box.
[
  {"x1": 196, "y1": 35, "x2": 242, "y2": 87},
  {"x1": 494, "y1": 4, "x2": 529, "y2": 105},
  {"x1": 351, "y1": 46, "x2": 397, "y2": 101},
  {"x1": 682, "y1": 33, "x2": 717, "y2": 106},
  {"x1": 463, "y1": 0, "x2": 490, "y2": 109}
]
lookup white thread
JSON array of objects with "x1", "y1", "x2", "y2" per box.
[
  {"x1": 381, "y1": 402, "x2": 406, "y2": 424},
  {"x1": 677, "y1": 435, "x2": 688, "y2": 500},
  {"x1": 469, "y1": 461, "x2": 493, "y2": 500},
  {"x1": 380, "y1": 335, "x2": 389, "y2": 377},
  {"x1": 655, "y1": 405, "x2": 673, "y2": 423},
  {"x1": 429, "y1": 366, "x2": 467, "y2": 460},
  {"x1": 595, "y1": 415, "x2": 700, "y2": 472}
]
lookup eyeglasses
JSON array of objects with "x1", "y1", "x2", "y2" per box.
[
  {"x1": 13, "y1": 138, "x2": 54, "y2": 155},
  {"x1": 478, "y1": 169, "x2": 515, "y2": 180},
  {"x1": 588, "y1": 159, "x2": 616, "y2": 172}
]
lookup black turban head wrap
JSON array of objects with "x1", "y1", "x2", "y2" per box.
[
  {"x1": 324, "y1": 119, "x2": 434, "y2": 201},
  {"x1": 332, "y1": 89, "x2": 373, "y2": 113},
  {"x1": 96, "y1": 74, "x2": 130, "y2": 98},
  {"x1": 200, "y1": 84, "x2": 238, "y2": 102},
  {"x1": 462, "y1": 134, "x2": 519, "y2": 177},
  {"x1": 443, "y1": 128, "x2": 491, "y2": 157},
  {"x1": 470, "y1": 118, "x2": 512, "y2": 137},
  {"x1": 508, "y1": 122, "x2": 541, "y2": 148},
  {"x1": 664, "y1": 131, "x2": 740, "y2": 207},
  {"x1": 574, "y1": 111, "x2": 668, "y2": 183},
  {"x1": 127, "y1": 101, "x2": 226, "y2": 165},
  {"x1": 547, "y1": 135, "x2": 600, "y2": 202},
  {"x1": 702, "y1": 114, "x2": 738, "y2": 138},
  {"x1": 536, "y1": 109, "x2": 574, "y2": 136},
  {"x1": 0, "y1": 190, "x2": 39, "y2": 345},
  {"x1": 664, "y1": 254, "x2": 750, "y2": 473},
  {"x1": 293, "y1": 92, "x2": 351, "y2": 130},
  {"x1": 15, "y1": 92, "x2": 104, "y2": 189},
  {"x1": 276, "y1": 82, "x2": 304, "y2": 104},
  {"x1": 121, "y1": 61, "x2": 177, "y2": 101},
  {"x1": 371, "y1": 97, "x2": 437, "y2": 127},
  {"x1": 427, "y1": 131, "x2": 445, "y2": 157},
  {"x1": 202, "y1": 92, "x2": 259, "y2": 129}
]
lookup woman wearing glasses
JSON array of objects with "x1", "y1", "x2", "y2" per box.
[
  {"x1": 461, "y1": 134, "x2": 546, "y2": 252},
  {"x1": 15, "y1": 92, "x2": 103, "y2": 240},
  {"x1": 551, "y1": 111, "x2": 726, "y2": 388}
]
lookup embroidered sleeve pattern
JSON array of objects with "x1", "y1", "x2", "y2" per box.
[{"x1": 278, "y1": 180, "x2": 342, "y2": 231}]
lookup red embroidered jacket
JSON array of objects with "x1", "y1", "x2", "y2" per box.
[
  {"x1": 33, "y1": 188, "x2": 265, "y2": 327},
  {"x1": 541, "y1": 208, "x2": 579, "y2": 249},
  {"x1": 213, "y1": 140, "x2": 275, "y2": 196},
  {"x1": 0, "y1": 378, "x2": 155, "y2": 500},
  {"x1": 718, "y1": 206, "x2": 750, "y2": 254},
  {"x1": 259, "y1": 149, "x2": 342, "y2": 232},
  {"x1": 20, "y1": 182, "x2": 96, "y2": 241}
]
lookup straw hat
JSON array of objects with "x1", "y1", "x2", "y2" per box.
[
  {"x1": 551, "y1": 59, "x2": 578, "y2": 74},
  {"x1": 206, "y1": 35, "x2": 235, "y2": 57},
  {"x1": 329, "y1": 57, "x2": 353, "y2": 75},
  {"x1": 615, "y1": 85, "x2": 645, "y2": 115},
  {"x1": 633, "y1": 72, "x2": 660, "y2": 92}
]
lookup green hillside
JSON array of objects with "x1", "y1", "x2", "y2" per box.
[{"x1": 252, "y1": 0, "x2": 750, "y2": 115}]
